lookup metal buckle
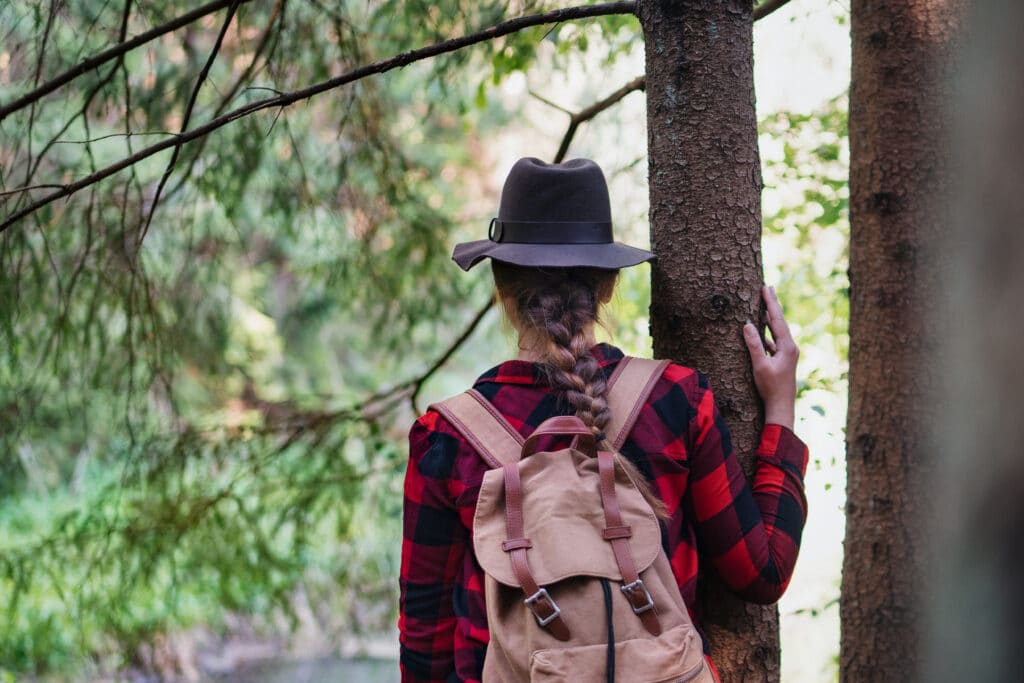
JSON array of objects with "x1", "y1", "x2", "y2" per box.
[
  {"x1": 488, "y1": 217, "x2": 504, "y2": 242},
  {"x1": 524, "y1": 587, "x2": 561, "y2": 627},
  {"x1": 621, "y1": 579, "x2": 655, "y2": 615}
]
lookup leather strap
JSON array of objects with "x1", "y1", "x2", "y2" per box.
[
  {"x1": 521, "y1": 415, "x2": 596, "y2": 458},
  {"x1": 431, "y1": 389, "x2": 523, "y2": 468},
  {"x1": 598, "y1": 449, "x2": 662, "y2": 636},
  {"x1": 604, "y1": 357, "x2": 672, "y2": 452},
  {"x1": 503, "y1": 461, "x2": 571, "y2": 641}
]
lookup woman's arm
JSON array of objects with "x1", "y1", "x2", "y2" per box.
[
  {"x1": 399, "y1": 412, "x2": 468, "y2": 683},
  {"x1": 689, "y1": 286, "x2": 808, "y2": 602},
  {"x1": 687, "y1": 389, "x2": 809, "y2": 603}
]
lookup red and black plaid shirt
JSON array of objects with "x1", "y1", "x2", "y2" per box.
[{"x1": 399, "y1": 344, "x2": 809, "y2": 683}]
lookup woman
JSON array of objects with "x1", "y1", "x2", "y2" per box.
[{"x1": 399, "y1": 158, "x2": 808, "y2": 682}]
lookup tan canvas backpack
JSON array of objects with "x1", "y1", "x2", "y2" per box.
[{"x1": 432, "y1": 357, "x2": 716, "y2": 683}]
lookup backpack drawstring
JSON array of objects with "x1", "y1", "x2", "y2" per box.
[{"x1": 600, "y1": 578, "x2": 615, "y2": 683}]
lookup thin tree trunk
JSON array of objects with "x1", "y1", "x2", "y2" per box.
[
  {"x1": 841, "y1": 1, "x2": 963, "y2": 680},
  {"x1": 640, "y1": 1, "x2": 775, "y2": 680}
]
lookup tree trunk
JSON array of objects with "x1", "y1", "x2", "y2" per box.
[
  {"x1": 927, "y1": 3, "x2": 1024, "y2": 680},
  {"x1": 640, "y1": 1, "x2": 774, "y2": 680},
  {"x1": 841, "y1": 1, "x2": 963, "y2": 680}
]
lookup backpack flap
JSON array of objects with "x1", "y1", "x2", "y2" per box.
[{"x1": 472, "y1": 446, "x2": 662, "y2": 588}]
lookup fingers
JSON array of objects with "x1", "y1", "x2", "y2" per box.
[
  {"x1": 762, "y1": 285, "x2": 796, "y2": 354},
  {"x1": 742, "y1": 321, "x2": 768, "y2": 367}
]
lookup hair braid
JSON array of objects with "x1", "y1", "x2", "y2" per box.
[
  {"x1": 524, "y1": 280, "x2": 613, "y2": 442},
  {"x1": 492, "y1": 262, "x2": 668, "y2": 518}
]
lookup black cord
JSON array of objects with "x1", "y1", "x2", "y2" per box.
[{"x1": 600, "y1": 578, "x2": 615, "y2": 683}]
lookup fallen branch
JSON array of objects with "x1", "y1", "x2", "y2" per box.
[{"x1": 0, "y1": 1, "x2": 637, "y2": 233}]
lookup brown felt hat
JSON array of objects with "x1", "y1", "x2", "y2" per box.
[{"x1": 452, "y1": 157, "x2": 654, "y2": 271}]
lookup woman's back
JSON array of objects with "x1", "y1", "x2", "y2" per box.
[{"x1": 400, "y1": 344, "x2": 808, "y2": 683}]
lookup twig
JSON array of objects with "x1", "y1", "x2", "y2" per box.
[
  {"x1": 529, "y1": 90, "x2": 574, "y2": 115},
  {"x1": 0, "y1": 0, "x2": 256, "y2": 122},
  {"x1": 553, "y1": 75, "x2": 645, "y2": 163},
  {"x1": 139, "y1": 0, "x2": 242, "y2": 242},
  {"x1": 230, "y1": 297, "x2": 495, "y2": 441},
  {"x1": 23, "y1": 0, "x2": 61, "y2": 185},
  {"x1": 53, "y1": 131, "x2": 177, "y2": 145},
  {"x1": 0, "y1": 184, "x2": 66, "y2": 197},
  {"x1": 14, "y1": 0, "x2": 134, "y2": 206},
  {"x1": 753, "y1": 0, "x2": 794, "y2": 21},
  {"x1": 409, "y1": 299, "x2": 495, "y2": 412},
  {"x1": 0, "y1": 1, "x2": 637, "y2": 233},
  {"x1": 162, "y1": 0, "x2": 287, "y2": 202},
  {"x1": 212, "y1": 0, "x2": 285, "y2": 117}
]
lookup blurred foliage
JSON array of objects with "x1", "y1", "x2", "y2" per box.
[
  {"x1": 760, "y1": 96, "x2": 850, "y2": 397},
  {"x1": 0, "y1": 0, "x2": 846, "y2": 679},
  {"x1": 0, "y1": 0, "x2": 641, "y2": 677}
]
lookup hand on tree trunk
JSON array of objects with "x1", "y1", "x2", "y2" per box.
[{"x1": 743, "y1": 286, "x2": 799, "y2": 430}]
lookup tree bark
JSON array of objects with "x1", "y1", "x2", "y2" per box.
[
  {"x1": 842, "y1": 1, "x2": 963, "y2": 680},
  {"x1": 640, "y1": 1, "x2": 774, "y2": 680}
]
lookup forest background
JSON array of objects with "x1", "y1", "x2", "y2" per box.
[{"x1": 0, "y1": 1, "x2": 849, "y2": 681}]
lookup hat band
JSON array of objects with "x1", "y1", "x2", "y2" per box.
[{"x1": 489, "y1": 219, "x2": 613, "y2": 245}]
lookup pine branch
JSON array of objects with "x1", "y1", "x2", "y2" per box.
[
  {"x1": 22, "y1": 0, "x2": 61, "y2": 185},
  {"x1": 13, "y1": 0, "x2": 134, "y2": 210},
  {"x1": 0, "y1": 1, "x2": 638, "y2": 234},
  {"x1": 162, "y1": 0, "x2": 288, "y2": 203},
  {"x1": 139, "y1": 0, "x2": 243, "y2": 242},
  {"x1": 0, "y1": 0, "x2": 256, "y2": 122}
]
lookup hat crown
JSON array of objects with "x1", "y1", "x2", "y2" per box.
[
  {"x1": 449, "y1": 157, "x2": 653, "y2": 271},
  {"x1": 498, "y1": 157, "x2": 612, "y2": 224}
]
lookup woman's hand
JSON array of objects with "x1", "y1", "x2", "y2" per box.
[{"x1": 742, "y1": 286, "x2": 799, "y2": 430}]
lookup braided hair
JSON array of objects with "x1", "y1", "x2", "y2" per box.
[{"x1": 492, "y1": 262, "x2": 667, "y2": 517}]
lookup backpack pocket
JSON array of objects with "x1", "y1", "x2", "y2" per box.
[{"x1": 528, "y1": 623, "x2": 711, "y2": 683}]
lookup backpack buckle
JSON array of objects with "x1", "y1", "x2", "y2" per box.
[
  {"x1": 524, "y1": 587, "x2": 561, "y2": 627},
  {"x1": 621, "y1": 579, "x2": 655, "y2": 614}
]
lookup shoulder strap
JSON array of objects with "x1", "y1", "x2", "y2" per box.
[
  {"x1": 430, "y1": 389, "x2": 524, "y2": 469},
  {"x1": 431, "y1": 356, "x2": 668, "y2": 467},
  {"x1": 604, "y1": 356, "x2": 671, "y2": 452}
]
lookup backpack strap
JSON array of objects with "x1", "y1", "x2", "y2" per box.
[
  {"x1": 598, "y1": 449, "x2": 663, "y2": 636},
  {"x1": 599, "y1": 356, "x2": 670, "y2": 637},
  {"x1": 430, "y1": 389, "x2": 523, "y2": 468},
  {"x1": 500, "y1": 415, "x2": 596, "y2": 643},
  {"x1": 604, "y1": 356, "x2": 671, "y2": 451},
  {"x1": 431, "y1": 357, "x2": 669, "y2": 467}
]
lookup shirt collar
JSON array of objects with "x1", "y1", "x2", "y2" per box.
[{"x1": 474, "y1": 343, "x2": 625, "y2": 387}]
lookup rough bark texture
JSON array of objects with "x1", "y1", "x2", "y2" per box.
[
  {"x1": 640, "y1": 2, "x2": 774, "y2": 681},
  {"x1": 842, "y1": 2, "x2": 963, "y2": 680},
  {"x1": 926, "y1": 3, "x2": 1024, "y2": 681}
]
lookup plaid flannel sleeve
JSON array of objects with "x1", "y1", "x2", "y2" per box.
[
  {"x1": 399, "y1": 411, "x2": 469, "y2": 683},
  {"x1": 687, "y1": 378, "x2": 810, "y2": 603}
]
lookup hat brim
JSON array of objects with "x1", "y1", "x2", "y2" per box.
[{"x1": 452, "y1": 240, "x2": 654, "y2": 272}]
